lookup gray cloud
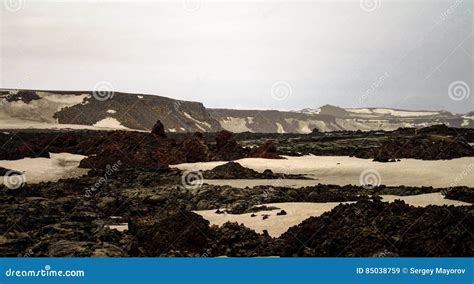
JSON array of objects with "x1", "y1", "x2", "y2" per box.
[{"x1": 0, "y1": 0, "x2": 472, "y2": 113}]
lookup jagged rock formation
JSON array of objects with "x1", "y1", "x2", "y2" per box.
[
  {"x1": 248, "y1": 140, "x2": 283, "y2": 159},
  {"x1": 213, "y1": 130, "x2": 249, "y2": 161},
  {"x1": 151, "y1": 120, "x2": 166, "y2": 138}
]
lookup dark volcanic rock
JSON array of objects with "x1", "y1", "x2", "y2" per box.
[
  {"x1": 4, "y1": 90, "x2": 41, "y2": 103},
  {"x1": 151, "y1": 120, "x2": 167, "y2": 138},
  {"x1": 178, "y1": 133, "x2": 211, "y2": 163},
  {"x1": 248, "y1": 140, "x2": 283, "y2": 159},
  {"x1": 0, "y1": 167, "x2": 21, "y2": 176},
  {"x1": 202, "y1": 162, "x2": 309, "y2": 180},
  {"x1": 416, "y1": 124, "x2": 459, "y2": 136},
  {"x1": 203, "y1": 162, "x2": 262, "y2": 179},
  {"x1": 129, "y1": 211, "x2": 213, "y2": 256},
  {"x1": 311, "y1": 128, "x2": 321, "y2": 135},
  {"x1": 209, "y1": 222, "x2": 273, "y2": 256},
  {"x1": 213, "y1": 130, "x2": 248, "y2": 161},
  {"x1": 0, "y1": 168, "x2": 473, "y2": 257},
  {"x1": 443, "y1": 187, "x2": 474, "y2": 203},
  {"x1": 355, "y1": 134, "x2": 474, "y2": 162},
  {"x1": 277, "y1": 199, "x2": 474, "y2": 256}
]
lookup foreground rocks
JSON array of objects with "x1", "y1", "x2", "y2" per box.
[
  {"x1": 0, "y1": 166, "x2": 472, "y2": 257},
  {"x1": 277, "y1": 199, "x2": 474, "y2": 256},
  {"x1": 0, "y1": 124, "x2": 473, "y2": 257},
  {"x1": 0, "y1": 167, "x2": 21, "y2": 176},
  {"x1": 443, "y1": 187, "x2": 474, "y2": 203}
]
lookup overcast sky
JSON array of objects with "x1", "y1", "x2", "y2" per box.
[{"x1": 0, "y1": 0, "x2": 472, "y2": 113}]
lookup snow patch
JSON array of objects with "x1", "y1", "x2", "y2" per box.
[
  {"x1": 371, "y1": 108, "x2": 439, "y2": 117},
  {"x1": 106, "y1": 109, "x2": 117, "y2": 114},
  {"x1": 93, "y1": 117, "x2": 130, "y2": 130},
  {"x1": 183, "y1": 112, "x2": 211, "y2": 131},
  {"x1": 276, "y1": 122, "x2": 285, "y2": 133},
  {"x1": 298, "y1": 108, "x2": 321, "y2": 115},
  {"x1": 0, "y1": 153, "x2": 88, "y2": 184},
  {"x1": 0, "y1": 92, "x2": 90, "y2": 124},
  {"x1": 173, "y1": 156, "x2": 474, "y2": 188},
  {"x1": 219, "y1": 117, "x2": 252, "y2": 132}
]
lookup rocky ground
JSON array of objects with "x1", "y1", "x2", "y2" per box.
[
  {"x1": 2, "y1": 124, "x2": 473, "y2": 168},
  {"x1": 1, "y1": 165, "x2": 473, "y2": 257},
  {"x1": 0, "y1": 123, "x2": 473, "y2": 257}
]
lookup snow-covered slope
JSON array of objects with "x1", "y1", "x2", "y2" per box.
[
  {"x1": 0, "y1": 89, "x2": 222, "y2": 132},
  {"x1": 209, "y1": 105, "x2": 471, "y2": 133},
  {"x1": 0, "y1": 89, "x2": 471, "y2": 133}
]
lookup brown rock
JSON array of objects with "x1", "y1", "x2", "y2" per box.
[{"x1": 151, "y1": 120, "x2": 166, "y2": 138}]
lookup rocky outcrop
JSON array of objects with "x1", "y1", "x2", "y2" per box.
[
  {"x1": 443, "y1": 187, "x2": 474, "y2": 203},
  {"x1": 151, "y1": 120, "x2": 166, "y2": 138},
  {"x1": 202, "y1": 162, "x2": 309, "y2": 180},
  {"x1": 178, "y1": 132, "x2": 212, "y2": 163},
  {"x1": 248, "y1": 140, "x2": 283, "y2": 159},
  {"x1": 213, "y1": 130, "x2": 248, "y2": 161},
  {"x1": 129, "y1": 211, "x2": 212, "y2": 256},
  {"x1": 355, "y1": 135, "x2": 474, "y2": 162},
  {"x1": 277, "y1": 199, "x2": 474, "y2": 256},
  {"x1": 209, "y1": 222, "x2": 273, "y2": 257}
]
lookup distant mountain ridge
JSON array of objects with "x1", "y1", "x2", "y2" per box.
[
  {"x1": 0, "y1": 89, "x2": 221, "y2": 132},
  {"x1": 1, "y1": 89, "x2": 472, "y2": 133}
]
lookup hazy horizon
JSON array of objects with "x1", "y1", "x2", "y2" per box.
[{"x1": 1, "y1": 0, "x2": 472, "y2": 113}]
